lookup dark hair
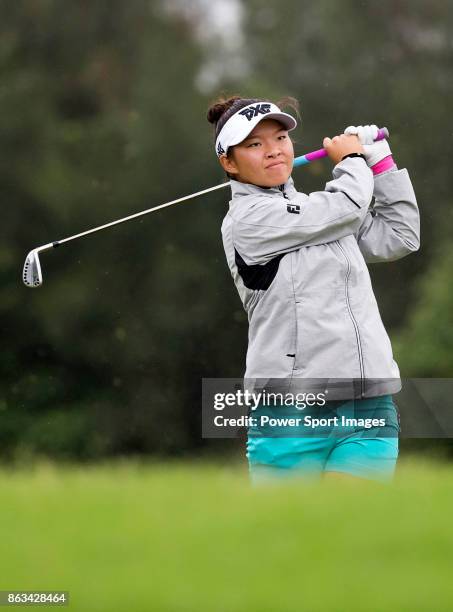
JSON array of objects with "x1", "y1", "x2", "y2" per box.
[{"x1": 206, "y1": 94, "x2": 300, "y2": 178}]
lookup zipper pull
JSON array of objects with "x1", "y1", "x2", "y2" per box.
[{"x1": 278, "y1": 184, "x2": 289, "y2": 200}]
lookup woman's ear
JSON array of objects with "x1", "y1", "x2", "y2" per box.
[{"x1": 219, "y1": 154, "x2": 239, "y2": 177}]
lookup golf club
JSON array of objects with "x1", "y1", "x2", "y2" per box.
[{"x1": 22, "y1": 127, "x2": 389, "y2": 288}]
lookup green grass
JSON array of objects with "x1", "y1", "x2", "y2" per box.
[{"x1": 1, "y1": 457, "x2": 453, "y2": 611}]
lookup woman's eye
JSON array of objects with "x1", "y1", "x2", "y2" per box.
[{"x1": 247, "y1": 135, "x2": 286, "y2": 148}]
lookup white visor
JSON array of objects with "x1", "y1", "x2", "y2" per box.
[{"x1": 215, "y1": 102, "x2": 297, "y2": 157}]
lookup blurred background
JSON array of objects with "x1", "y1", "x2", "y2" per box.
[
  {"x1": 2, "y1": 0, "x2": 453, "y2": 464},
  {"x1": 3, "y1": 2, "x2": 453, "y2": 611}
]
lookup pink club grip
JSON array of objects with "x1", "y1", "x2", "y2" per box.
[{"x1": 293, "y1": 127, "x2": 390, "y2": 168}]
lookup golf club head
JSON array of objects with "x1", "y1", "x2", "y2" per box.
[{"x1": 23, "y1": 249, "x2": 43, "y2": 288}]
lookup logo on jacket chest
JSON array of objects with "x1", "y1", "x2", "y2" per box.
[{"x1": 286, "y1": 203, "x2": 300, "y2": 214}]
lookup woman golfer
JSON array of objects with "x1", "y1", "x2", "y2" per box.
[{"x1": 207, "y1": 95, "x2": 419, "y2": 484}]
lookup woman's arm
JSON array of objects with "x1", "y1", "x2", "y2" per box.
[
  {"x1": 342, "y1": 124, "x2": 420, "y2": 262},
  {"x1": 354, "y1": 167, "x2": 420, "y2": 263},
  {"x1": 231, "y1": 157, "x2": 374, "y2": 265}
]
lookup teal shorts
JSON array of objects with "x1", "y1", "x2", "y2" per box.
[{"x1": 246, "y1": 395, "x2": 400, "y2": 484}]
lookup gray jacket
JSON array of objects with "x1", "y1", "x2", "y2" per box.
[{"x1": 221, "y1": 157, "x2": 420, "y2": 400}]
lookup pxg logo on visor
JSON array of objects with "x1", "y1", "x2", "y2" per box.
[
  {"x1": 215, "y1": 101, "x2": 297, "y2": 158},
  {"x1": 238, "y1": 103, "x2": 272, "y2": 122}
]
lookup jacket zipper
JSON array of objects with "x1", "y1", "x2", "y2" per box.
[
  {"x1": 335, "y1": 240, "x2": 365, "y2": 398},
  {"x1": 278, "y1": 184, "x2": 289, "y2": 199}
]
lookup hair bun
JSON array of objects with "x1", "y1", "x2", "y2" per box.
[
  {"x1": 207, "y1": 103, "x2": 228, "y2": 125},
  {"x1": 206, "y1": 95, "x2": 242, "y2": 125}
]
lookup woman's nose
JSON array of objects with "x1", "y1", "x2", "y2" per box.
[{"x1": 265, "y1": 146, "x2": 281, "y2": 158}]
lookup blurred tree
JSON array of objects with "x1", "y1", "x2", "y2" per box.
[
  {"x1": 1, "y1": 0, "x2": 452, "y2": 461},
  {"x1": 393, "y1": 241, "x2": 453, "y2": 376},
  {"x1": 1, "y1": 0, "x2": 246, "y2": 460},
  {"x1": 242, "y1": 0, "x2": 453, "y2": 329}
]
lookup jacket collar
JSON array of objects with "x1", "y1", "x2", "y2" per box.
[{"x1": 229, "y1": 175, "x2": 298, "y2": 201}]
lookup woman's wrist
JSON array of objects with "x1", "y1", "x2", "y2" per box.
[
  {"x1": 371, "y1": 155, "x2": 396, "y2": 175},
  {"x1": 341, "y1": 152, "x2": 366, "y2": 163}
]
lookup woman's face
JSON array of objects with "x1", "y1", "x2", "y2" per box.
[{"x1": 220, "y1": 119, "x2": 294, "y2": 187}]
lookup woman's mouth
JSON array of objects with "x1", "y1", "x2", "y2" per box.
[{"x1": 266, "y1": 161, "x2": 285, "y2": 169}]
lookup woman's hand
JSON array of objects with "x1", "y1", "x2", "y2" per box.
[
  {"x1": 323, "y1": 133, "x2": 365, "y2": 165},
  {"x1": 343, "y1": 124, "x2": 392, "y2": 167}
]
